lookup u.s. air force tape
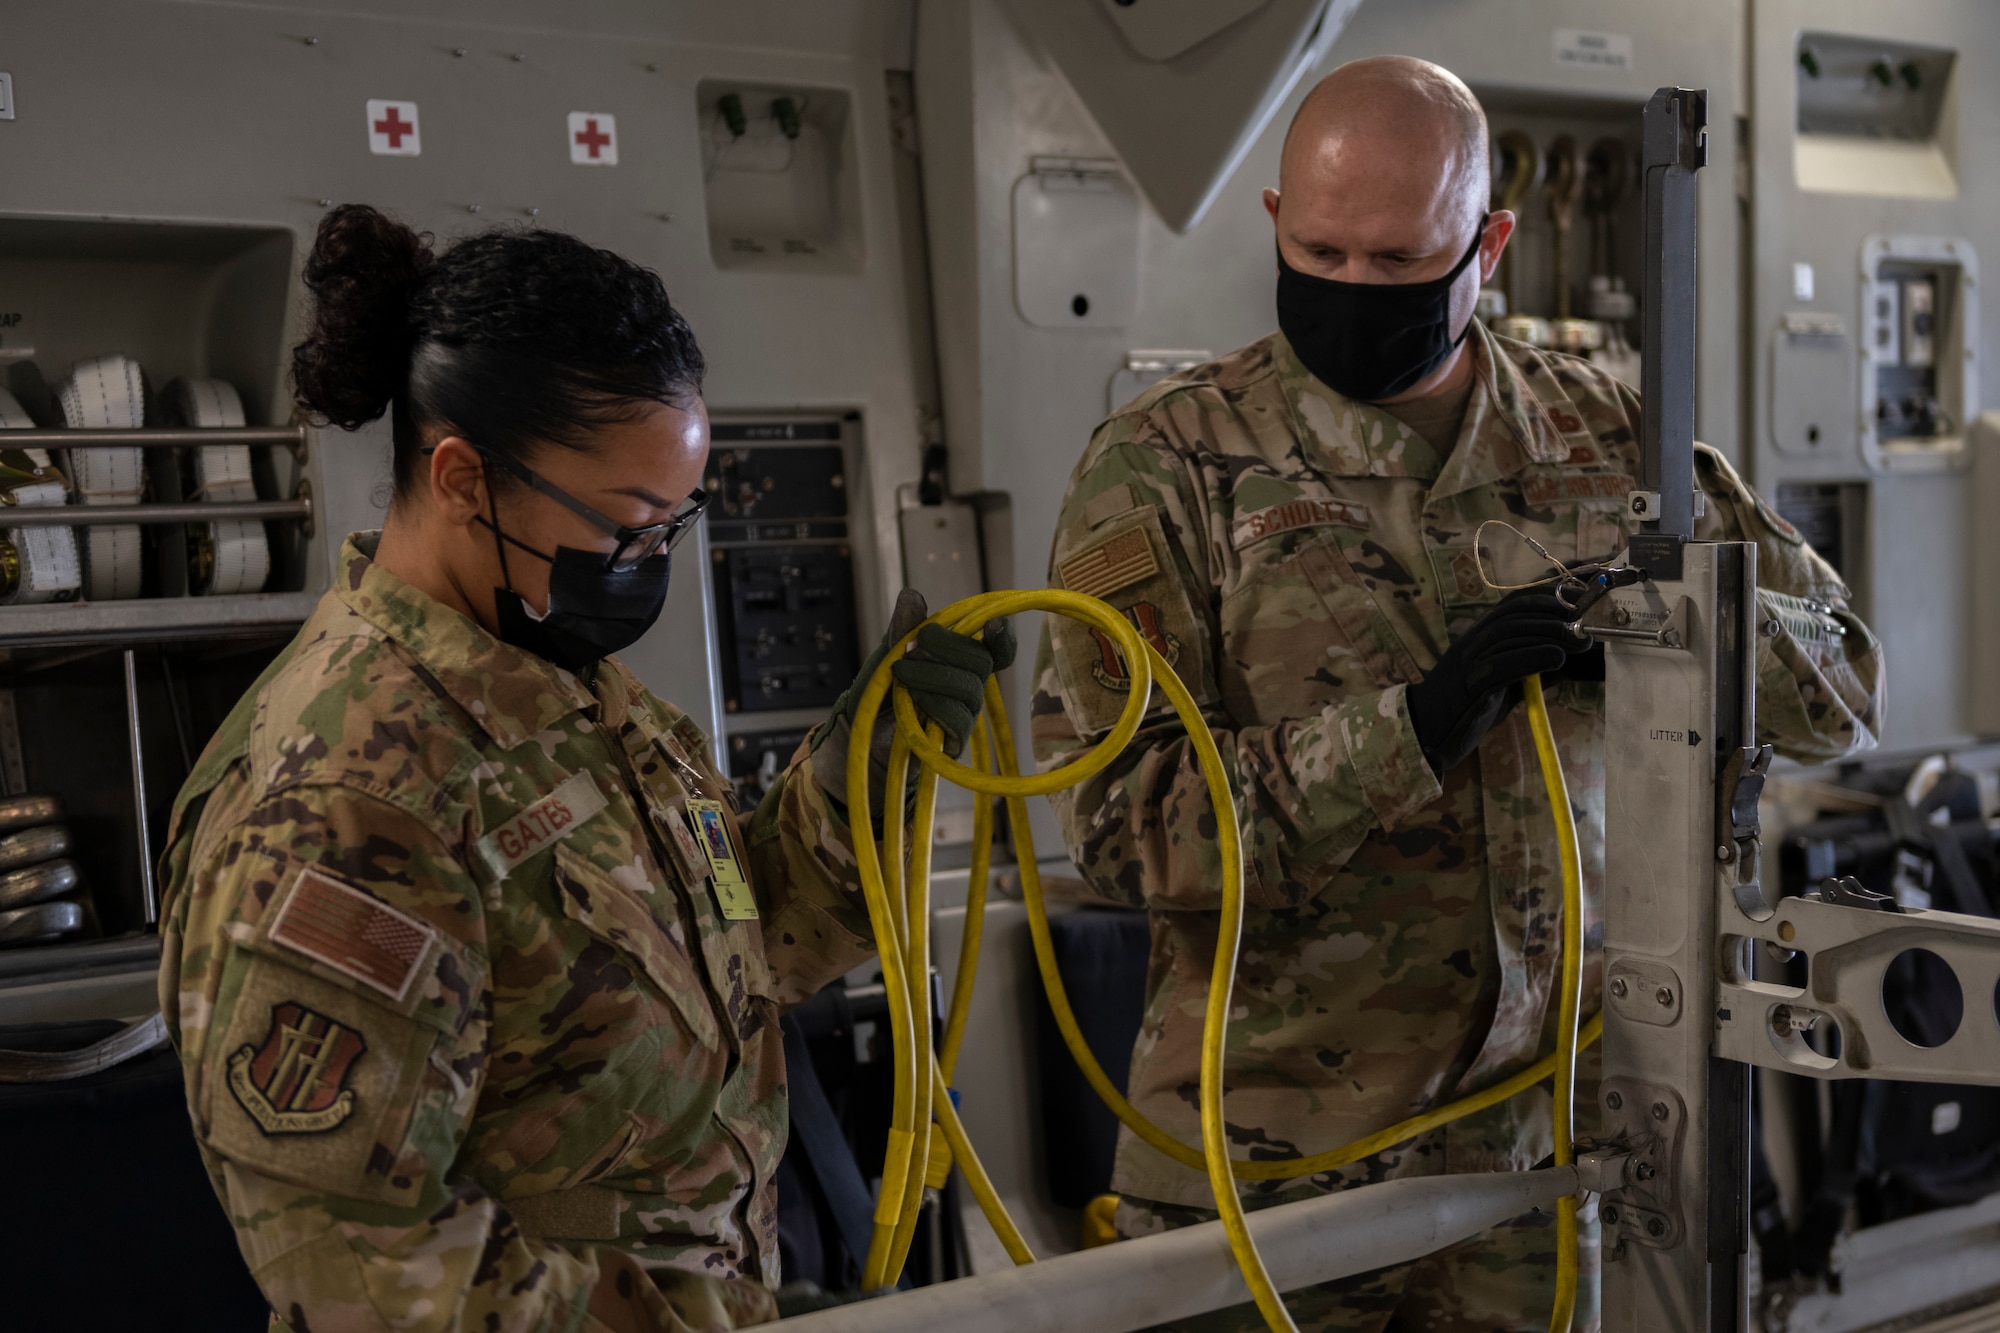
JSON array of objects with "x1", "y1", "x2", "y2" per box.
[
  {"x1": 162, "y1": 378, "x2": 270, "y2": 596},
  {"x1": 0, "y1": 387, "x2": 81, "y2": 606},
  {"x1": 58, "y1": 354, "x2": 146, "y2": 601}
]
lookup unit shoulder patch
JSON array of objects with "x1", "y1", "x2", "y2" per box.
[
  {"x1": 1085, "y1": 602, "x2": 1182, "y2": 692},
  {"x1": 268, "y1": 868, "x2": 438, "y2": 1003},
  {"x1": 227, "y1": 1000, "x2": 367, "y2": 1135},
  {"x1": 1231, "y1": 496, "x2": 1372, "y2": 548},
  {"x1": 1058, "y1": 522, "x2": 1160, "y2": 599}
]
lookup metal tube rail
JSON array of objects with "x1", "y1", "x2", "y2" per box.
[
  {"x1": 122, "y1": 648, "x2": 156, "y2": 926},
  {"x1": 777, "y1": 1168, "x2": 1577, "y2": 1333},
  {"x1": 0, "y1": 500, "x2": 309, "y2": 526},
  {"x1": 1, "y1": 427, "x2": 306, "y2": 449}
]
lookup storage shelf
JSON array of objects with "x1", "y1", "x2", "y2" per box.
[
  {"x1": 0, "y1": 590, "x2": 318, "y2": 647},
  {"x1": 3, "y1": 426, "x2": 306, "y2": 450},
  {"x1": 0, "y1": 932, "x2": 159, "y2": 987},
  {"x1": 2, "y1": 498, "x2": 310, "y2": 526}
]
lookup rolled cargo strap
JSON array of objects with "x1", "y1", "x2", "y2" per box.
[
  {"x1": 0, "y1": 899, "x2": 84, "y2": 947},
  {"x1": 0, "y1": 823, "x2": 71, "y2": 870},
  {"x1": 0, "y1": 858, "x2": 81, "y2": 911},
  {"x1": 0, "y1": 794, "x2": 62, "y2": 831},
  {"x1": 58, "y1": 355, "x2": 146, "y2": 600},
  {"x1": 0, "y1": 387, "x2": 82, "y2": 604},
  {"x1": 163, "y1": 377, "x2": 270, "y2": 596},
  {"x1": 0, "y1": 1011, "x2": 168, "y2": 1083}
]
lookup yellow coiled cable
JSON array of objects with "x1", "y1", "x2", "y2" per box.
[
  {"x1": 847, "y1": 589, "x2": 1590, "y2": 1333},
  {"x1": 1525, "y1": 676, "x2": 1585, "y2": 1333}
]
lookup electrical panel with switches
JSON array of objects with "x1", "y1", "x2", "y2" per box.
[{"x1": 705, "y1": 415, "x2": 862, "y2": 740}]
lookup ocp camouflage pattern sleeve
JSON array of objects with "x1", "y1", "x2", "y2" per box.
[
  {"x1": 743, "y1": 728, "x2": 877, "y2": 1007},
  {"x1": 163, "y1": 779, "x2": 736, "y2": 1333},
  {"x1": 1690, "y1": 441, "x2": 1884, "y2": 760},
  {"x1": 158, "y1": 532, "x2": 817, "y2": 1333},
  {"x1": 1031, "y1": 408, "x2": 1443, "y2": 916},
  {"x1": 1025, "y1": 326, "x2": 1884, "y2": 1215}
]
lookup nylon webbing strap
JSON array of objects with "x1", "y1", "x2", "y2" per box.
[
  {"x1": 782, "y1": 1011, "x2": 892, "y2": 1286},
  {"x1": 0, "y1": 1011, "x2": 168, "y2": 1083},
  {"x1": 0, "y1": 387, "x2": 81, "y2": 604},
  {"x1": 163, "y1": 378, "x2": 270, "y2": 596},
  {"x1": 58, "y1": 354, "x2": 146, "y2": 600}
]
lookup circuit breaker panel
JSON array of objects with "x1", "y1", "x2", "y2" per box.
[{"x1": 706, "y1": 414, "x2": 862, "y2": 802}]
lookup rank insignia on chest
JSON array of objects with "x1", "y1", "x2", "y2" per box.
[
  {"x1": 1088, "y1": 601, "x2": 1181, "y2": 691},
  {"x1": 685, "y1": 797, "x2": 759, "y2": 920},
  {"x1": 227, "y1": 1001, "x2": 366, "y2": 1135}
]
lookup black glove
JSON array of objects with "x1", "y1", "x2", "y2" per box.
[
  {"x1": 891, "y1": 618, "x2": 1017, "y2": 757},
  {"x1": 1552, "y1": 638, "x2": 1606, "y2": 682},
  {"x1": 1405, "y1": 588, "x2": 1590, "y2": 774}
]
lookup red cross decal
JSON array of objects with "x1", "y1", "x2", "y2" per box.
[
  {"x1": 574, "y1": 117, "x2": 612, "y2": 159},
  {"x1": 374, "y1": 106, "x2": 414, "y2": 148}
]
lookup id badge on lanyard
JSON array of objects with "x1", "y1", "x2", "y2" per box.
[{"x1": 683, "y1": 797, "x2": 759, "y2": 920}]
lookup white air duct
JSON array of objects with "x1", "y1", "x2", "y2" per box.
[{"x1": 998, "y1": 0, "x2": 1360, "y2": 232}]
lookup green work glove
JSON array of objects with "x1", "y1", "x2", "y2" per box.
[
  {"x1": 891, "y1": 619, "x2": 1017, "y2": 758},
  {"x1": 808, "y1": 590, "x2": 1013, "y2": 827},
  {"x1": 810, "y1": 589, "x2": 930, "y2": 827}
]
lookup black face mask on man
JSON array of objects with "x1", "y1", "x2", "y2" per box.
[{"x1": 1275, "y1": 214, "x2": 1489, "y2": 403}]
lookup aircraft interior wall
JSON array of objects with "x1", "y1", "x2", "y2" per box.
[{"x1": 3, "y1": 3, "x2": 2000, "y2": 1330}]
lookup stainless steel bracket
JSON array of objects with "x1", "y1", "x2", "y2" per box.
[
  {"x1": 1576, "y1": 584, "x2": 1691, "y2": 648},
  {"x1": 1715, "y1": 891, "x2": 2000, "y2": 1083},
  {"x1": 1598, "y1": 1078, "x2": 1688, "y2": 1251}
]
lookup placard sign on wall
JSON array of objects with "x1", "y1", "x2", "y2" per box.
[
  {"x1": 365, "y1": 99, "x2": 420, "y2": 156},
  {"x1": 569, "y1": 111, "x2": 618, "y2": 166},
  {"x1": 1552, "y1": 29, "x2": 1632, "y2": 71}
]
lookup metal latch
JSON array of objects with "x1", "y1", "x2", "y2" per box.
[
  {"x1": 1718, "y1": 743, "x2": 1776, "y2": 918},
  {"x1": 1814, "y1": 874, "x2": 1904, "y2": 913}
]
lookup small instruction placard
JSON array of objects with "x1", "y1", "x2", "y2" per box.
[{"x1": 1553, "y1": 29, "x2": 1632, "y2": 71}]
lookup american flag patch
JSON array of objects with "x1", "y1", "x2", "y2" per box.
[
  {"x1": 1521, "y1": 473, "x2": 1634, "y2": 506},
  {"x1": 267, "y1": 869, "x2": 437, "y2": 1002},
  {"x1": 1059, "y1": 527, "x2": 1159, "y2": 599}
]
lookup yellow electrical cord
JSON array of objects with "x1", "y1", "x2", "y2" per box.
[
  {"x1": 849, "y1": 589, "x2": 1290, "y2": 1330},
  {"x1": 847, "y1": 590, "x2": 1591, "y2": 1333},
  {"x1": 1525, "y1": 675, "x2": 1585, "y2": 1333}
]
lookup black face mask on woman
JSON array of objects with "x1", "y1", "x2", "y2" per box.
[
  {"x1": 1275, "y1": 214, "x2": 1489, "y2": 403},
  {"x1": 488, "y1": 539, "x2": 673, "y2": 673},
  {"x1": 470, "y1": 449, "x2": 708, "y2": 672}
]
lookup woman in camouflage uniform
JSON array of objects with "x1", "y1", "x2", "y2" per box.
[{"x1": 158, "y1": 206, "x2": 1007, "y2": 1333}]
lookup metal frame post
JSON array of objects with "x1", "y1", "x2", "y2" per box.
[
  {"x1": 1597, "y1": 543, "x2": 1756, "y2": 1333},
  {"x1": 1597, "y1": 85, "x2": 1754, "y2": 1333}
]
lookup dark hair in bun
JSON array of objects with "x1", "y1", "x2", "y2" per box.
[{"x1": 291, "y1": 203, "x2": 705, "y2": 496}]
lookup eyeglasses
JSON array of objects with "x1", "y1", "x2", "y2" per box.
[{"x1": 473, "y1": 446, "x2": 709, "y2": 572}]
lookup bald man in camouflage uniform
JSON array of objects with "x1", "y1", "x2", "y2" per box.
[
  {"x1": 159, "y1": 535, "x2": 988, "y2": 1332},
  {"x1": 1031, "y1": 58, "x2": 1881, "y2": 1333}
]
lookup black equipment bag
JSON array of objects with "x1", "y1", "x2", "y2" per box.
[
  {"x1": 0, "y1": 1019, "x2": 269, "y2": 1330},
  {"x1": 1033, "y1": 907, "x2": 1151, "y2": 1208}
]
